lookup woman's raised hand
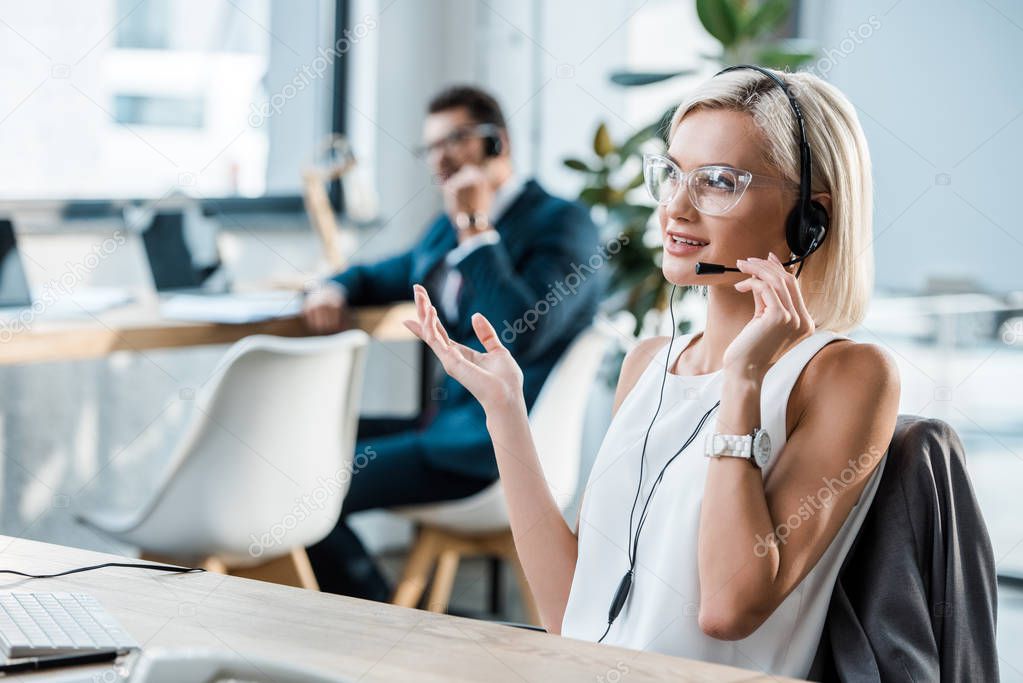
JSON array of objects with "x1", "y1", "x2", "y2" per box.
[
  {"x1": 726, "y1": 251, "x2": 816, "y2": 380},
  {"x1": 403, "y1": 284, "x2": 525, "y2": 412}
]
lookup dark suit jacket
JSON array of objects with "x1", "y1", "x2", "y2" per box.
[
  {"x1": 332, "y1": 179, "x2": 602, "y2": 480},
  {"x1": 808, "y1": 415, "x2": 1000, "y2": 682}
]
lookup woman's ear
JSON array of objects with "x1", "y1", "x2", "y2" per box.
[{"x1": 811, "y1": 192, "x2": 832, "y2": 218}]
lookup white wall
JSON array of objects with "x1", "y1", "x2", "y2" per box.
[
  {"x1": 341, "y1": 0, "x2": 632, "y2": 261},
  {"x1": 801, "y1": 0, "x2": 1023, "y2": 295}
]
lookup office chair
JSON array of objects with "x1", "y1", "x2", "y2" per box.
[
  {"x1": 79, "y1": 330, "x2": 369, "y2": 589},
  {"x1": 391, "y1": 326, "x2": 610, "y2": 623}
]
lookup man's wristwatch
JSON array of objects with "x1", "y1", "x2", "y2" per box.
[
  {"x1": 454, "y1": 211, "x2": 490, "y2": 233},
  {"x1": 704, "y1": 427, "x2": 772, "y2": 469}
]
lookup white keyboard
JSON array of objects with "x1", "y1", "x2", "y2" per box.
[{"x1": 0, "y1": 592, "x2": 138, "y2": 659}]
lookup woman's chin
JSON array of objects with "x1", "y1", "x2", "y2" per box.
[{"x1": 661, "y1": 256, "x2": 701, "y2": 287}]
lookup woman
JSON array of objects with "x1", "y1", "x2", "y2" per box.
[{"x1": 404, "y1": 67, "x2": 900, "y2": 679}]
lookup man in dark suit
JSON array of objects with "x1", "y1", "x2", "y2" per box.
[{"x1": 302, "y1": 86, "x2": 602, "y2": 601}]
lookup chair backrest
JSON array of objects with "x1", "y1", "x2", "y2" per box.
[
  {"x1": 528, "y1": 326, "x2": 610, "y2": 511},
  {"x1": 121, "y1": 330, "x2": 369, "y2": 562}
]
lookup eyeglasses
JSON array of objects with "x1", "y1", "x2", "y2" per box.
[
  {"x1": 642, "y1": 153, "x2": 795, "y2": 216},
  {"x1": 415, "y1": 124, "x2": 498, "y2": 159}
]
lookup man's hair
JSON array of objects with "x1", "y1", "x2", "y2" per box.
[{"x1": 427, "y1": 85, "x2": 507, "y2": 131}]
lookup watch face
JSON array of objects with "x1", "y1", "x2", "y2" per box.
[{"x1": 753, "y1": 430, "x2": 772, "y2": 468}]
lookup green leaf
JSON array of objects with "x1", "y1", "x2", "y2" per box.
[
  {"x1": 609, "y1": 69, "x2": 695, "y2": 87},
  {"x1": 593, "y1": 122, "x2": 615, "y2": 157},
  {"x1": 563, "y1": 158, "x2": 594, "y2": 172},
  {"x1": 742, "y1": 0, "x2": 791, "y2": 39},
  {"x1": 755, "y1": 40, "x2": 817, "y2": 69},
  {"x1": 697, "y1": 0, "x2": 739, "y2": 47},
  {"x1": 579, "y1": 187, "x2": 608, "y2": 206}
]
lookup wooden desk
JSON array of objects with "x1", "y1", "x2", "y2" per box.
[
  {"x1": 0, "y1": 536, "x2": 804, "y2": 682},
  {"x1": 0, "y1": 299, "x2": 415, "y2": 366}
]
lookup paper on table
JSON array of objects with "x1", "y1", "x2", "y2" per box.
[{"x1": 159, "y1": 292, "x2": 302, "y2": 324}]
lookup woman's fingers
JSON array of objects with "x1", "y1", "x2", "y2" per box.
[
  {"x1": 745, "y1": 257, "x2": 798, "y2": 326},
  {"x1": 737, "y1": 259, "x2": 796, "y2": 326},
  {"x1": 734, "y1": 276, "x2": 766, "y2": 318},
  {"x1": 768, "y1": 252, "x2": 814, "y2": 325},
  {"x1": 735, "y1": 262, "x2": 786, "y2": 321},
  {"x1": 472, "y1": 313, "x2": 505, "y2": 353}
]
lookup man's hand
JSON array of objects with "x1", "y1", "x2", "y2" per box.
[
  {"x1": 302, "y1": 283, "x2": 347, "y2": 334},
  {"x1": 443, "y1": 164, "x2": 494, "y2": 242}
]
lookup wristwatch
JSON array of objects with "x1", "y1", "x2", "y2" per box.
[
  {"x1": 454, "y1": 211, "x2": 490, "y2": 233},
  {"x1": 704, "y1": 428, "x2": 772, "y2": 469}
]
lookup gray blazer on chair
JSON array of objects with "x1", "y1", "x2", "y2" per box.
[{"x1": 809, "y1": 415, "x2": 1000, "y2": 682}]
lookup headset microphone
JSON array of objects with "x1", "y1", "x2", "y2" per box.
[{"x1": 694, "y1": 227, "x2": 825, "y2": 277}]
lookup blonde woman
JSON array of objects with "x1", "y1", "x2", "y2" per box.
[{"x1": 404, "y1": 66, "x2": 900, "y2": 678}]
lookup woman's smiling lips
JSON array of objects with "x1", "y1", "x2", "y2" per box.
[{"x1": 663, "y1": 230, "x2": 709, "y2": 257}]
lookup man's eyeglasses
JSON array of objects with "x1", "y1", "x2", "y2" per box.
[
  {"x1": 416, "y1": 124, "x2": 499, "y2": 159},
  {"x1": 642, "y1": 153, "x2": 795, "y2": 216}
]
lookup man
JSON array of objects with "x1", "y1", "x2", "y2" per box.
[{"x1": 303, "y1": 85, "x2": 601, "y2": 601}]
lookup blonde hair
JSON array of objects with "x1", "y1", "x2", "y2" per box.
[{"x1": 669, "y1": 68, "x2": 874, "y2": 333}]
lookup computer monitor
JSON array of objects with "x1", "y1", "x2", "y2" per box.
[
  {"x1": 141, "y1": 210, "x2": 224, "y2": 292},
  {"x1": 0, "y1": 219, "x2": 32, "y2": 308}
]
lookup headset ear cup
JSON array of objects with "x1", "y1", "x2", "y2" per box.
[
  {"x1": 784, "y1": 207, "x2": 805, "y2": 256},
  {"x1": 485, "y1": 134, "x2": 502, "y2": 158},
  {"x1": 786, "y1": 201, "x2": 829, "y2": 257},
  {"x1": 804, "y1": 200, "x2": 829, "y2": 253}
]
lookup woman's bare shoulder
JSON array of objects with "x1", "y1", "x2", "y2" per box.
[
  {"x1": 612, "y1": 335, "x2": 672, "y2": 416},
  {"x1": 790, "y1": 338, "x2": 901, "y2": 430}
]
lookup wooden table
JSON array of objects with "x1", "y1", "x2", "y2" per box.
[
  {"x1": 0, "y1": 298, "x2": 415, "y2": 366},
  {"x1": 0, "y1": 536, "x2": 805, "y2": 682}
]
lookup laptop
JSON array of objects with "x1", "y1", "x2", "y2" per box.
[
  {"x1": 141, "y1": 210, "x2": 301, "y2": 324},
  {"x1": 141, "y1": 210, "x2": 228, "y2": 294},
  {"x1": 0, "y1": 219, "x2": 32, "y2": 309}
]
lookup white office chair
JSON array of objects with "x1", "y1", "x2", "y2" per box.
[
  {"x1": 392, "y1": 326, "x2": 610, "y2": 622},
  {"x1": 79, "y1": 330, "x2": 369, "y2": 589}
]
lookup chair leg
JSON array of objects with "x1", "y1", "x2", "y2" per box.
[
  {"x1": 201, "y1": 556, "x2": 228, "y2": 574},
  {"x1": 487, "y1": 556, "x2": 504, "y2": 616},
  {"x1": 228, "y1": 548, "x2": 319, "y2": 590},
  {"x1": 392, "y1": 526, "x2": 440, "y2": 608},
  {"x1": 491, "y1": 531, "x2": 541, "y2": 627},
  {"x1": 426, "y1": 548, "x2": 461, "y2": 613}
]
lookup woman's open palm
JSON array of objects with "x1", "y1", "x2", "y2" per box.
[{"x1": 403, "y1": 284, "x2": 524, "y2": 411}]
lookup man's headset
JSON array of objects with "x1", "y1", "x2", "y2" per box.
[
  {"x1": 694, "y1": 65, "x2": 828, "y2": 279},
  {"x1": 476, "y1": 123, "x2": 503, "y2": 158}
]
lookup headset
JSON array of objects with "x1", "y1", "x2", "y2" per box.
[
  {"x1": 597, "y1": 65, "x2": 822, "y2": 644},
  {"x1": 476, "y1": 123, "x2": 504, "y2": 158},
  {"x1": 694, "y1": 65, "x2": 829, "y2": 279}
]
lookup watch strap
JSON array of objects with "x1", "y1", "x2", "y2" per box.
[{"x1": 705, "y1": 432, "x2": 753, "y2": 458}]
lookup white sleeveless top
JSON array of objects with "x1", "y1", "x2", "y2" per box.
[{"x1": 561, "y1": 329, "x2": 888, "y2": 679}]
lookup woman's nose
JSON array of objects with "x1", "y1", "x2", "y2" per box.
[{"x1": 664, "y1": 178, "x2": 697, "y2": 221}]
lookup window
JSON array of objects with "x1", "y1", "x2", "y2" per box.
[
  {"x1": 114, "y1": 94, "x2": 205, "y2": 128},
  {"x1": 0, "y1": 0, "x2": 340, "y2": 202}
]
